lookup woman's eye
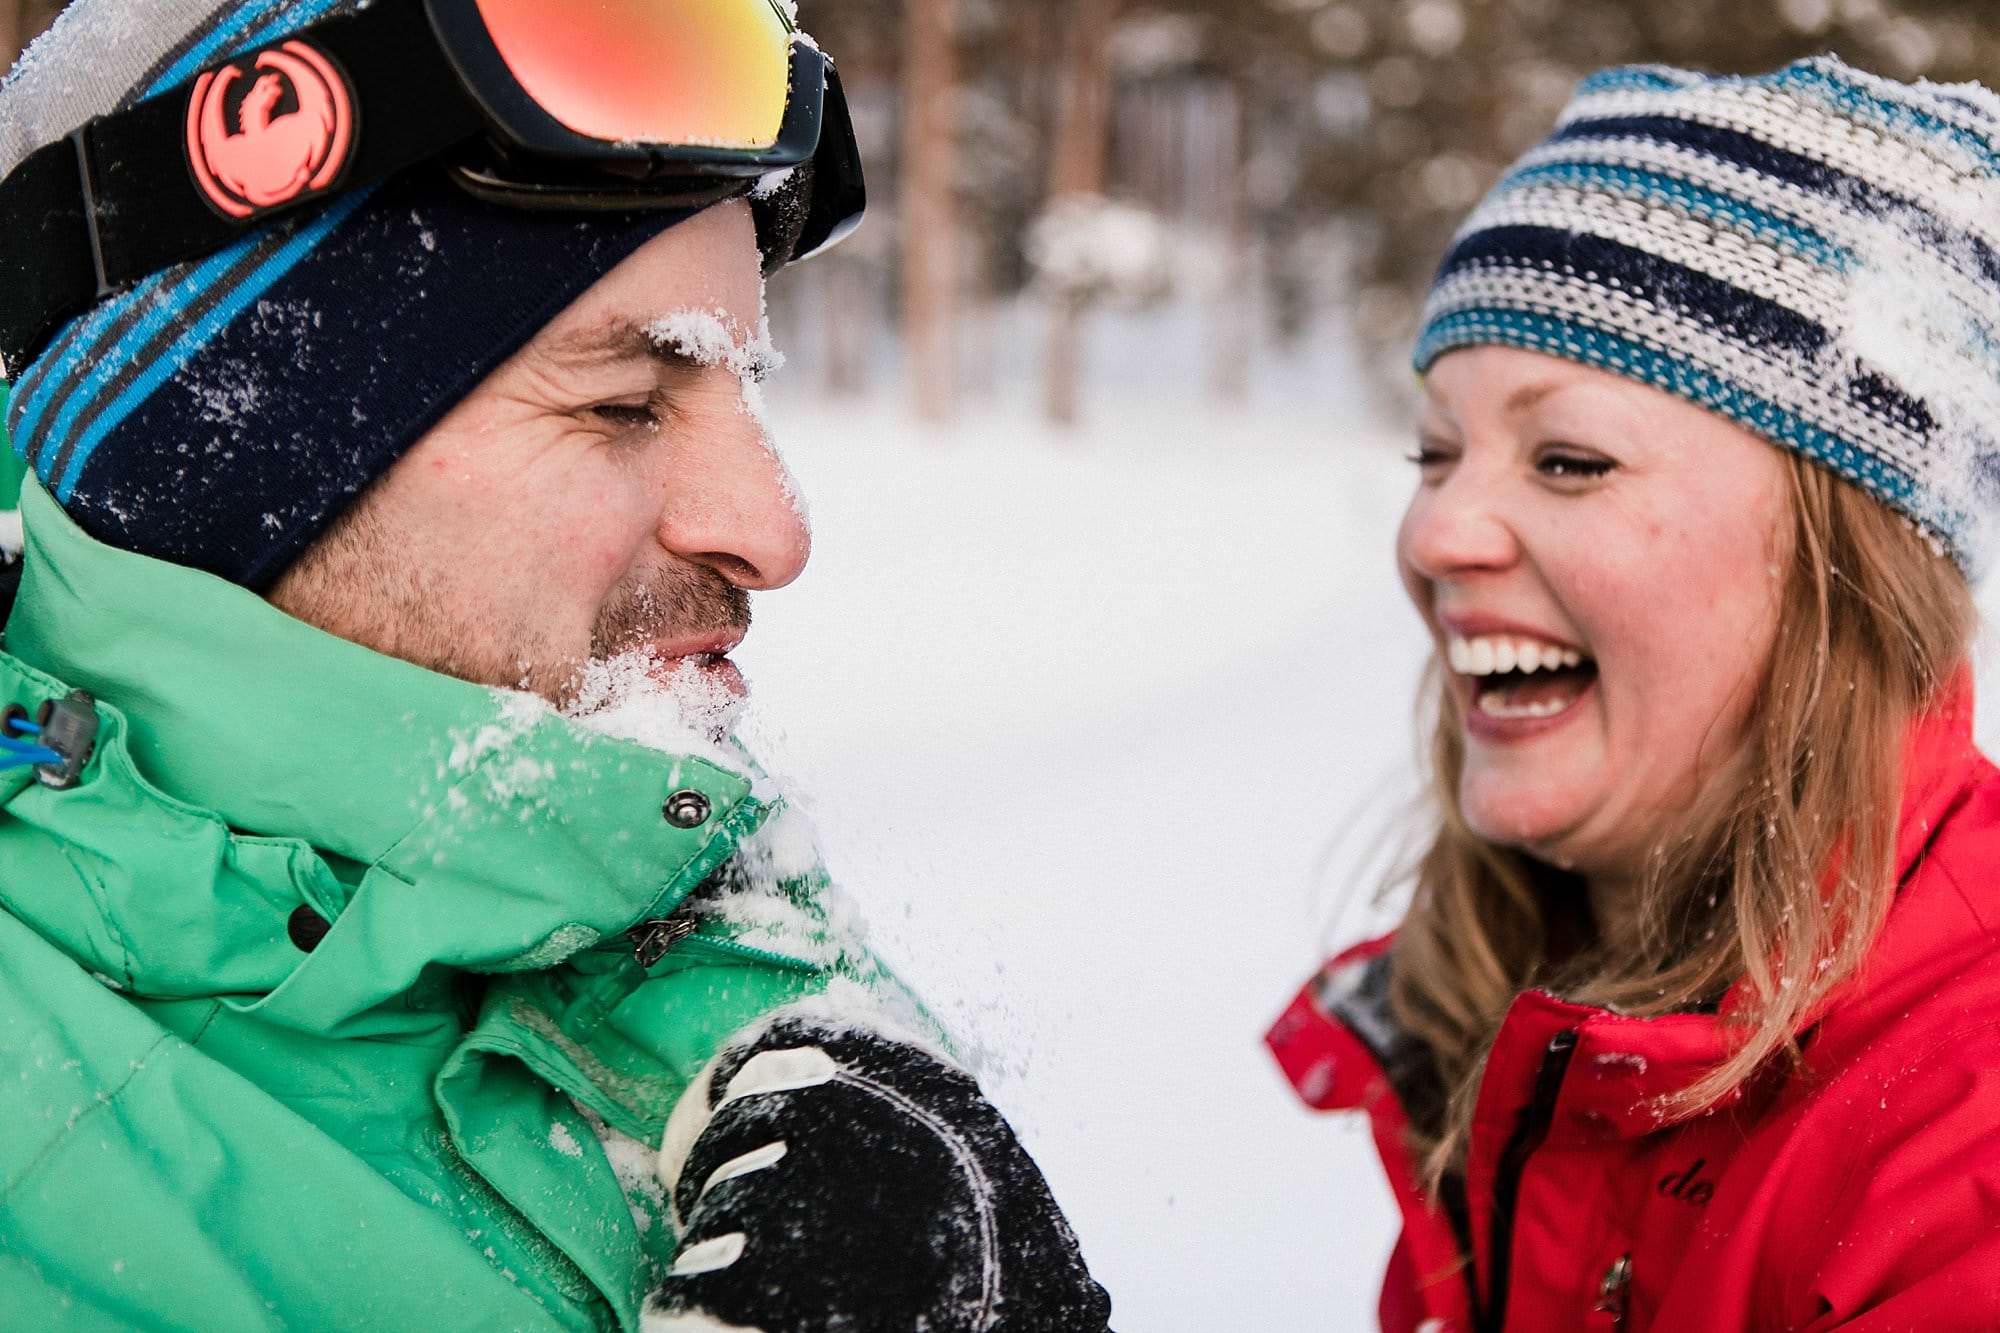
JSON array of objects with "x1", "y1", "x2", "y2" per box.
[
  {"x1": 1538, "y1": 451, "x2": 1615, "y2": 480},
  {"x1": 1405, "y1": 445, "x2": 1455, "y2": 468}
]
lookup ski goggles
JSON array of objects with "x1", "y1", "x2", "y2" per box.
[{"x1": 0, "y1": 0, "x2": 865, "y2": 373}]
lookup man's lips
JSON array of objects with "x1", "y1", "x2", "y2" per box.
[
  {"x1": 638, "y1": 630, "x2": 748, "y2": 696},
  {"x1": 643, "y1": 629, "x2": 747, "y2": 662}
]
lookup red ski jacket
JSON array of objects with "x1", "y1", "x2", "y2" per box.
[{"x1": 1268, "y1": 686, "x2": 2000, "y2": 1332}]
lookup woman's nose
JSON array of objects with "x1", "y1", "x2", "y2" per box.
[
  {"x1": 656, "y1": 408, "x2": 812, "y2": 591},
  {"x1": 1398, "y1": 467, "x2": 1520, "y2": 582}
]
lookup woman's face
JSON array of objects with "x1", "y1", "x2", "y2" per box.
[{"x1": 1398, "y1": 345, "x2": 1794, "y2": 882}]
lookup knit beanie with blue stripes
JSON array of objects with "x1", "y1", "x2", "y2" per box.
[
  {"x1": 0, "y1": 0, "x2": 699, "y2": 589},
  {"x1": 1414, "y1": 56, "x2": 2000, "y2": 576}
]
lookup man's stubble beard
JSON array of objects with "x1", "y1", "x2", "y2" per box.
[{"x1": 268, "y1": 501, "x2": 751, "y2": 707}]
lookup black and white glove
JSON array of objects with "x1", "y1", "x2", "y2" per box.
[{"x1": 642, "y1": 1016, "x2": 1113, "y2": 1333}]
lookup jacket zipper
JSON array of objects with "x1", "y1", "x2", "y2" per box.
[
  {"x1": 628, "y1": 910, "x2": 822, "y2": 972},
  {"x1": 1596, "y1": 1253, "x2": 1633, "y2": 1330},
  {"x1": 630, "y1": 912, "x2": 700, "y2": 967},
  {"x1": 1480, "y1": 1027, "x2": 1578, "y2": 1333}
]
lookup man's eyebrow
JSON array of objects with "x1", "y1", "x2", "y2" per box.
[
  {"x1": 541, "y1": 318, "x2": 782, "y2": 380},
  {"x1": 542, "y1": 320, "x2": 705, "y2": 372}
]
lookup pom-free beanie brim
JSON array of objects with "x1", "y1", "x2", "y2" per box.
[
  {"x1": 8, "y1": 169, "x2": 689, "y2": 588},
  {"x1": 1414, "y1": 58, "x2": 2000, "y2": 575}
]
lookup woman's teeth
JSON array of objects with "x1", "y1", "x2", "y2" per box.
[
  {"x1": 1476, "y1": 692, "x2": 1572, "y2": 719},
  {"x1": 1446, "y1": 632, "x2": 1596, "y2": 725},
  {"x1": 1446, "y1": 634, "x2": 1585, "y2": 676}
]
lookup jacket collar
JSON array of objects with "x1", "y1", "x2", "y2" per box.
[{"x1": 0, "y1": 480, "x2": 772, "y2": 1023}]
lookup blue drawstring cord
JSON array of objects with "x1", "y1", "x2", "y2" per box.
[
  {"x1": 1, "y1": 694, "x2": 96, "y2": 784},
  {"x1": 0, "y1": 742, "x2": 61, "y2": 768},
  {"x1": 0, "y1": 717, "x2": 58, "y2": 768}
]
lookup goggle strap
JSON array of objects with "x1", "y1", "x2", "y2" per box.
[{"x1": 0, "y1": 0, "x2": 485, "y2": 374}]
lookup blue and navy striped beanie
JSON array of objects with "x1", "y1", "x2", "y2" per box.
[
  {"x1": 1414, "y1": 56, "x2": 2000, "y2": 576},
  {"x1": 0, "y1": 0, "x2": 697, "y2": 589}
]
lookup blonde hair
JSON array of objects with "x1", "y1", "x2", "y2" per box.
[{"x1": 1387, "y1": 452, "x2": 1978, "y2": 1193}]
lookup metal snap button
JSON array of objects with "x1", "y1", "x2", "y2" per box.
[{"x1": 663, "y1": 789, "x2": 711, "y2": 830}]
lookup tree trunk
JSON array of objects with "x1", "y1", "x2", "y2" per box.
[
  {"x1": 1046, "y1": 0, "x2": 1117, "y2": 199},
  {"x1": 900, "y1": 0, "x2": 958, "y2": 424},
  {"x1": 1041, "y1": 0, "x2": 1119, "y2": 429},
  {"x1": 1208, "y1": 86, "x2": 1252, "y2": 405},
  {"x1": 963, "y1": 221, "x2": 997, "y2": 402},
  {"x1": 1045, "y1": 290, "x2": 1084, "y2": 426},
  {"x1": 820, "y1": 253, "x2": 867, "y2": 398}
]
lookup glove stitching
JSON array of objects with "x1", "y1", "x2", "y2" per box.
[{"x1": 831, "y1": 1068, "x2": 1004, "y2": 1331}]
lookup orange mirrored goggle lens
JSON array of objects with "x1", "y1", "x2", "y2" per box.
[{"x1": 472, "y1": 0, "x2": 793, "y2": 150}]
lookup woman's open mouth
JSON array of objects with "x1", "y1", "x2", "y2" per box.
[{"x1": 1448, "y1": 632, "x2": 1598, "y2": 733}]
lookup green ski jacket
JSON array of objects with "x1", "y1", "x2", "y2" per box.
[{"x1": 0, "y1": 479, "x2": 896, "y2": 1331}]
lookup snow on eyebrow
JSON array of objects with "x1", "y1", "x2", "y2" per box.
[
  {"x1": 645, "y1": 304, "x2": 798, "y2": 497},
  {"x1": 644, "y1": 307, "x2": 786, "y2": 384}
]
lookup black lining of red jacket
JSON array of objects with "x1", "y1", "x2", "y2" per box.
[{"x1": 1317, "y1": 951, "x2": 1475, "y2": 1264}]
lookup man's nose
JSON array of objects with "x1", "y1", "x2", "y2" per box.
[
  {"x1": 1398, "y1": 465, "x2": 1520, "y2": 581},
  {"x1": 657, "y1": 408, "x2": 811, "y2": 591}
]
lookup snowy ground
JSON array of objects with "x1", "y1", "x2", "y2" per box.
[{"x1": 736, "y1": 361, "x2": 1426, "y2": 1330}]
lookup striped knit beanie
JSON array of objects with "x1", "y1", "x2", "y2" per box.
[
  {"x1": 1413, "y1": 56, "x2": 2000, "y2": 576},
  {"x1": 0, "y1": 0, "x2": 699, "y2": 589}
]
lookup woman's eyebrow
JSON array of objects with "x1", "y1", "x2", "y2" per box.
[{"x1": 1504, "y1": 380, "x2": 1564, "y2": 414}]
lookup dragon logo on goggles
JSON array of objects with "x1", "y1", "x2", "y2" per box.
[{"x1": 185, "y1": 39, "x2": 357, "y2": 221}]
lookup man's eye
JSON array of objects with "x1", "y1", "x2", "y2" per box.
[
  {"x1": 591, "y1": 401, "x2": 659, "y2": 428},
  {"x1": 1538, "y1": 451, "x2": 1614, "y2": 480}
]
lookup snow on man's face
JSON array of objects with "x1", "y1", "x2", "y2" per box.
[
  {"x1": 269, "y1": 200, "x2": 808, "y2": 707},
  {"x1": 1399, "y1": 345, "x2": 1791, "y2": 890}
]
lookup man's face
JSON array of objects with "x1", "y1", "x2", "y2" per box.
[{"x1": 268, "y1": 200, "x2": 809, "y2": 708}]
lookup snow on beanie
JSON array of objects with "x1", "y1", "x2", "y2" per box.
[
  {"x1": 0, "y1": 0, "x2": 697, "y2": 589},
  {"x1": 1412, "y1": 56, "x2": 2000, "y2": 576}
]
